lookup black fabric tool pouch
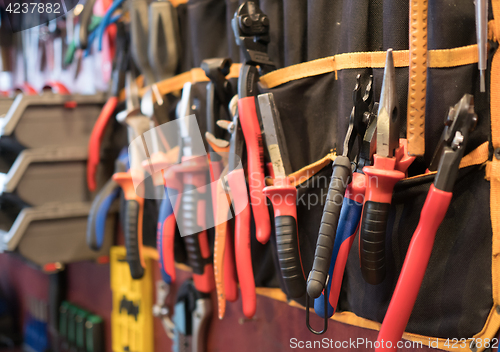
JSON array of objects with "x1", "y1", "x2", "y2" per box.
[{"x1": 255, "y1": 1, "x2": 496, "y2": 348}]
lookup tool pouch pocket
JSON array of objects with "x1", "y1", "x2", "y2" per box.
[
  {"x1": 341, "y1": 166, "x2": 492, "y2": 339},
  {"x1": 259, "y1": 47, "x2": 494, "y2": 351}
]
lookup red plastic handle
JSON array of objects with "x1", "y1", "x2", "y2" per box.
[
  {"x1": 14, "y1": 83, "x2": 37, "y2": 95},
  {"x1": 43, "y1": 81, "x2": 70, "y2": 94},
  {"x1": 362, "y1": 155, "x2": 405, "y2": 203},
  {"x1": 192, "y1": 230, "x2": 215, "y2": 293},
  {"x1": 238, "y1": 96, "x2": 271, "y2": 244},
  {"x1": 87, "y1": 97, "x2": 118, "y2": 191},
  {"x1": 159, "y1": 171, "x2": 183, "y2": 283},
  {"x1": 375, "y1": 185, "x2": 452, "y2": 351},
  {"x1": 160, "y1": 212, "x2": 176, "y2": 282},
  {"x1": 227, "y1": 167, "x2": 255, "y2": 318}
]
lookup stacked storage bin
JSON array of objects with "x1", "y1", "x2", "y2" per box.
[{"x1": 0, "y1": 89, "x2": 116, "y2": 269}]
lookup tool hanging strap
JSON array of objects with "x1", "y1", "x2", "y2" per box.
[
  {"x1": 259, "y1": 45, "x2": 479, "y2": 89},
  {"x1": 407, "y1": 0, "x2": 428, "y2": 156},
  {"x1": 480, "y1": 0, "x2": 500, "y2": 347}
]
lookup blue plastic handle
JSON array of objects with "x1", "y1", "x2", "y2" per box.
[
  {"x1": 158, "y1": 187, "x2": 175, "y2": 284},
  {"x1": 87, "y1": 179, "x2": 120, "y2": 250},
  {"x1": 95, "y1": 185, "x2": 120, "y2": 248},
  {"x1": 97, "y1": 0, "x2": 127, "y2": 51},
  {"x1": 314, "y1": 196, "x2": 363, "y2": 318}
]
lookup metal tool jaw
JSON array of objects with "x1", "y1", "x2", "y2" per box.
[
  {"x1": 258, "y1": 92, "x2": 292, "y2": 178},
  {"x1": 201, "y1": 58, "x2": 234, "y2": 141},
  {"x1": 153, "y1": 280, "x2": 176, "y2": 339},
  {"x1": 341, "y1": 74, "x2": 377, "y2": 172},
  {"x1": 176, "y1": 82, "x2": 195, "y2": 160},
  {"x1": 232, "y1": 1, "x2": 274, "y2": 70},
  {"x1": 429, "y1": 94, "x2": 478, "y2": 192},
  {"x1": 376, "y1": 49, "x2": 399, "y2": 159},
  {"x1": 116, "y1": 72, "x2": 143, "y2": 123},
  {"x1": 218, "y1": 95, "x2": 244, "y2": 174}
]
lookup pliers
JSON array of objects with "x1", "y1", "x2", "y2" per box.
[
  {"x1": 259, "y1": 92, "x2": 306, "y2": 299},
  {"x1": 87, "y1": 148, "x2": 128, "y2": 251},
  {"x1": 208, "y1": 95, "x2": 255, "y2": 319},
  {"x1": 172, "y1": 279, "x2": 212, "y2": 352},
  {"x1": 169, "y1": 82, "x2": 215, "y2": 294},
  {"x1": 87, "y1": 21, "x2": 129, "y2": 192},
  {"x1": 376, "y1": 94, "x2": 477, "y2": 351},
  {"x1": 202, "y1": 58, "x2": 239, "y2": 318},
  {"x1": 113, "y1": 72, "x2": 152, "y2": 279},
  {"x1": 307, "y1": 72, "x2": 378, "y2": 302},
  {"x1": 231, "y1": 1, "x2": 274, "y2": 245},
  {"x1": 358, "y1": 49, "x2": 415, "y2": 285},
  {"x1": 312, "y1": 74, "x2": 377, "y2": 320}
]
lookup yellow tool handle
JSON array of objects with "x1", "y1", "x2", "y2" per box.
[{"x1": 408, "y1": 0, "x2": 428, "y2": 156}]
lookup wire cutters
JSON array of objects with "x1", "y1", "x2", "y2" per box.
[
  {"x1": 376, "y1": 94, "x2": 477, "y2": 351},
  {"x1": 232, "y1": 1, "x2": 274, "y2": 245}
]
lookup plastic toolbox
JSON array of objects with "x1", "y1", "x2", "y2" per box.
[
  {"x1": 0, "y1": 91, "x2": 106, "y2": 149},
  {"x1": 0, "y1": 97, "x2": 14, "y2": 117},
  {"x1": 0, "y1": 200, "x2": 115, "y2": 268},
  {"x1": 0, "y1": 146, "x2": 91, "y2": 206}
]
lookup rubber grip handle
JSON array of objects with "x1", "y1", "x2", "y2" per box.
[
  {"x1": 157, "y1": 188, "x2": 175, "y2": 284},
  {"x1": 360, "y1": 156, "x2": 405, "y2": 285},
  {"x1": 238, "y1": 96, "x2": 271, "y2": 244},
  {"x1": 314, "y1": 196, "x2": 362, "y2": 318},
  {"x1": 228, "y1": 168, "x2": 256, "y2": 318},
  {"x1": 307, "y1": 156, "x2": 351, "y2": 299},
  {"x1": 181, "y1": 183, "x2": 214, "y2": 293},
  {"x1": 129, "y1": 0, "x2": 155, "y2": 85},
  {"x1": 376, "y1": 185, "x2": 452, "y2": 352},
  {"x1": 87, "y1": 178, "x2": 120, "y2": 251},
  {"x1": 124, "y1": 199, "x2": 145, "y2": 279},
  {"x1": 359, "y1": 201, "x2": 390, "y2": 284},
  {"x1": 263, "y1": 177, "x2": 305, "y2": 298},
  {"x1": 87, "y1": 97, "x2": 118, "y2": 191},
  {"x1": 276, "y1": 216, "x2": 305, "y2": 298}
]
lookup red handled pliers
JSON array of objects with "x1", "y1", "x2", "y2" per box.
[
  {"x1": 231, "y1": 1, "x2": 275, "y2": 245},
  {"x1": 376, "y1": 94, "x2": 477, "y2": 351}
]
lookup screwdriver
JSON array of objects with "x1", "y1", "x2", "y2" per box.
[{"x1": 475, "y1": 0, "x2": 488, "y2": 92}]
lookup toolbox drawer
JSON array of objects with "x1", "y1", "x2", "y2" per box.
[
  {"x1": 0, "y1": 200, "x2": 114, "y2": 268},
  {"x1": 0, "y1": 147, "x2": 91, "y2": 206},
  {"x1": 0, "y1": 96, "x2": 14, "y2": 117},
  {"x1": 0, "y1": 92, "x2": 106, "y2": 149}
]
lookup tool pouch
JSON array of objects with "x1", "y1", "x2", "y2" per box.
[
  {"x1": 254, "y1": 0, "x2": 496, "y2": 349},
  {"x1": 157, "y1": 0, "x2": 496, "y2": 347}
]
